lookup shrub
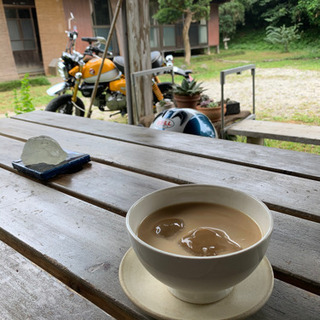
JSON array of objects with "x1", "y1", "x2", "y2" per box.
[{"x1": 0, "y1": 76, "x2": 50, "y2": 92}]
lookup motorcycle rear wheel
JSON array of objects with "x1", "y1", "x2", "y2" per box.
[{"x1": 45, "y1": 94, "x2": 85, "y2": 117}]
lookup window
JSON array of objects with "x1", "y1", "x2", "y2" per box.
[
  {"x1": 91, "y1": 0, "x2": 115, "y2": 52},
  {"x1": 190, "y1": 18, "x2": 208, "y2": 47},
  {"x1": 5, "y1": 7, "x2": 36, "y2": 51},
  {"x1": 91, "y1": 0, "x2": 110, "y2": 25},
  {"x1": 199, "y1": 18, "x2": 208, "y2": 44},
  {"x1": 163, "y1": 26, "x2": 176, "y2": 47},
  {"x1": 149, "y1": 0, "x2": 159, "y2": 48}
]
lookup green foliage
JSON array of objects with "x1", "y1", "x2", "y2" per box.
[
  {"x1": 173, "y1": 78, "x2": 205, "y2": 96},
  {"x1": 13, "y1": 74, "x2": 35, "y2": 115},
  {"x1": 154, "y1": 0, "x2": 211, "y2": 24},
  {"x1": 296, "y1": 0, "x2": 320, "y2": 27},
  {"x1": 242, "y1": 0, "x2": 320, "y2": 31},
  {"x1": 219, "y1": 1, "x2": 245, "y2": 39},
  {"x1": 29, "y1": 76, "x2": 51, "y2": 87},
  {"x1": 265, "y1": 24, "x2": 301, "y2": 52},
  {"x1": 230, "y1": 27, "x2": 320, "y2": 52},
  {"x1": 154, "y1": 0, "x2": 211, "y2": 63},
  {"x1": 0, "y1": 76, "x2": 50, "y2": 92}
]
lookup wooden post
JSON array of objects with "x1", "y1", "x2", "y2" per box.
[
  {"x1": 124, "y1": 0, "x2": 152, "y2": 124},
  {"x1": 247, "y1": 137, "x2": 264, "y2": 145}
]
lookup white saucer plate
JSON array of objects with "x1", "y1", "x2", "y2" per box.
[{"x1": 119, "y1": 248, "x2": 274, "y2": 320}]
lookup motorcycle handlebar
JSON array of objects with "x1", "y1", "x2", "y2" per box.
[
  {"x1": 81, "y1": 37, "x2": 98, "y2": 44},
  {"x1": 81, "y1": 36, "x2": 106, "y2": 44}
]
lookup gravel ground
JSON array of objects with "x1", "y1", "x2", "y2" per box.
[
  {"x1": 2, "y1": 68, "x2": 319, "y2": 123},
  {"x1": 91, "y1": 67, "x2": 320, "y2": 123},
  {"x1": 202, "y1": 68, "x2": 320, "y2": 122}
]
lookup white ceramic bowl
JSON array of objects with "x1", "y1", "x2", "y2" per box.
[{"x1": 126, "y1": 184, "x2": 273, "y2": 304}]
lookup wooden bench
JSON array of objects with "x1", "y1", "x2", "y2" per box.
[{"x1": 227, "y1": 120, "x2": 320, "y2": 145}]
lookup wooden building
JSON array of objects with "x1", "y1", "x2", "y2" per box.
[{"x1": 0, "y1": 0, "x2": 227, "y2": 81}]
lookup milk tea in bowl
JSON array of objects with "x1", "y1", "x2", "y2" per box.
[{"x1": 126, "y1": 184, "x2": 273, "y2": 304}]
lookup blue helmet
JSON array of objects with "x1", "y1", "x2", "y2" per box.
[{"x1": 150, "y1": 108, "x2": 217, "y2": 138}]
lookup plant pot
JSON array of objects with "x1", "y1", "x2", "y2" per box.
[
  {"x1": 196, "y1": 104, "x2": 227, "y2": 122},
  {"x1": 155, "y1": 100, "x2": 174, "y2": 113},
  {"x1": 174, "y1": 94, "x2": 200, "y2": 109}
]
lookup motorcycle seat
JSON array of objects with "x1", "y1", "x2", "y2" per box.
[{"x1": 113, "y1": 51, "x2": 164, "y2": 74}]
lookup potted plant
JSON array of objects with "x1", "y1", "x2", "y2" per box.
[
  {"x1": 196, "y1": 94, "x2": 227, "y2": 122},
  {"x1": 173, "y1": 79, "x2": 205, "y2": 108},
  {"x1": 155, "y1": 98, "x2": 174, "y2": 113}
]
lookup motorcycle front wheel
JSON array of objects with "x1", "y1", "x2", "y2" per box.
[{"x1": 45, "y1": 94, "x2": 85, "y2": 117}]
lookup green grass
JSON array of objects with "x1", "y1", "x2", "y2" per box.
[
  {"x1": 233, "y1": 136, "x2": 320, "y2": 154},
  {"x1": 264, "y1": 139, "x2": 320, "y2": 154},
  {"x1": 171, "y1": 49, "x2": 320, "y2": 82},
  {"x1": 0, "y1": 84, "x2": 52, "y2": 115},
  {"x1": 169, "y1": 28, "x2": 320, "y2": 80}
]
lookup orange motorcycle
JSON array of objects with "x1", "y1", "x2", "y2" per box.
[{"x1": 46, "y1": 33, "x2": 192, "y2": 117}]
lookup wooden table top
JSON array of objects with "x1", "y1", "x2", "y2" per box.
[{"x1": 0, "y1": 110, "x2": 319, "y2": 320}]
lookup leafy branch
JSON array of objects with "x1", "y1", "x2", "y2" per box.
[{"x1": 13, "y1": 73, "x2": 35, "y2": 115}]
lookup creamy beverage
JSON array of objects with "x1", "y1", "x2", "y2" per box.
[{"x1": 138, "y1": 202, "x2": 262, "y2": 257}]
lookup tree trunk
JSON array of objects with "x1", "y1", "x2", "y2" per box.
[{"x1": 183, "y1": 10, "x2": 193, "y2": 65}]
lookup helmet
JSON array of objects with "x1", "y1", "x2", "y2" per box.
[{"x1": 150, "y1": 108, "x2": 217, "y2": 138}]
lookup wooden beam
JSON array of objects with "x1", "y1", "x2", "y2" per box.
[
  {"x1": 227, "y1": 120, "x2": 320, "y2": 146},
  {"x1": 125, "y1": 0, "x2": 152, "y2": 124}
]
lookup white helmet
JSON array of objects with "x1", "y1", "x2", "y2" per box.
[{"x1": 150, "y1": 108, "x2": 217, "y2": 138}]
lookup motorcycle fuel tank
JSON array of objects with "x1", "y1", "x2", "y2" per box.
[
  {"x1": 82, "y1": 58, "x2": 121, "y2": 83},
  {"x1": 109, "y1": 78, "x2": 126, "y2": 95}
]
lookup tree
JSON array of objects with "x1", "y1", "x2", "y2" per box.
[
  {"x1": 243, "y1": 1, "x2": 300, "y2": 29},
  {"x1": 241, "y1": 0, "x2": 320, "y2": 31},
  {"x1": 296, "y1": 0, "x2": 320, "y2": 28},
  {"x1": 153, "y1": 0, "x2": 211, "y2": 65},
  {"x1": 265, "y1": 24, "x2": 301, "y2": 52},
  {"x1": 219, "y1": 0, "x2": 245, "y2": 49}
]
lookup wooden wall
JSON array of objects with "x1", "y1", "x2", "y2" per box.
[{"x1": 208, "y1": 3, "x2": 220, "y2": 49}]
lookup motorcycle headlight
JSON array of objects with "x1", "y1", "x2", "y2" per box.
[{"x1": 57, "y1": 59, "x2": 68, "y2": 80}]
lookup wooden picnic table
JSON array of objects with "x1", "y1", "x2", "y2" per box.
[{"x1": 0, "y1": 110, "x2": 319, "y2": 320}]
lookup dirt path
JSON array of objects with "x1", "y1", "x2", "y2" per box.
[{"x1": 202, "y1": 68, "x2": 320, "y2": 122}]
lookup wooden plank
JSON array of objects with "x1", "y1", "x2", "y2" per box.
[
  {"x1": 0, "y1": 169, "x2": 319, "y2": 319},
  {"x1": 0, "y1": 241, "x2": 114, "y2": 320},
  {"x1": 248, "y1": 279, "x2": 320, "y2": 320},
  {"x1": 0, "y1": 170, "x2": 320, "y2": 296},
  {"x1": 0, "y1": 169, "x2": 149, "y2": 320},
  {"x1": 0, "y1": 128, "x2": 319, "y2": 222},
  {"x1": 8, "y1": 111, "x2": 320, "y2": 181},
  {"x1": 0, "y1": 135, "x2": 174, "y2": 215},
  {"x1": 227, "y1": 120, "x2": 320, "y2": 145},
  {"x1": 268, "y1": 211, "x2": 320, "y2": 293},
  {"x1": 212, "y1": 110, "x2": 251, "y2": 135}
]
